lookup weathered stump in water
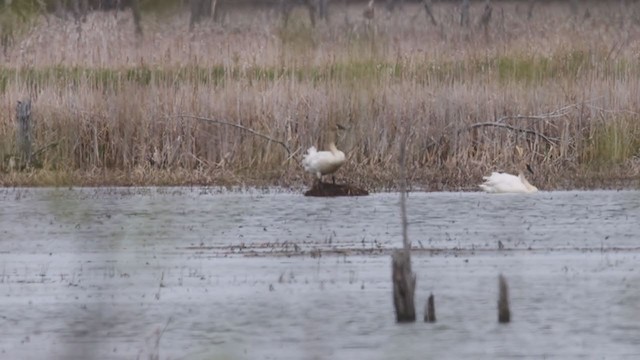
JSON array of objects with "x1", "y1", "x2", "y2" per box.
[
  {"x1": 424, "y1": 293, "x2": 436, "y2": 322},
  {"x1": 304, "y1": 182, "x2": 369, "y2": 197},
  {"x1": 498, "y1": 274, "x2": 511, "y2": 323},
  {"x1": 15, "y1": 99, "x2": 32, "y2": 168},
  {"x1": 392, "y1": 250, "x2": 416, "y2": 322}
]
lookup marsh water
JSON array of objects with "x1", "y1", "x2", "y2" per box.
[{"x1": 1, "y1": 188, "x2": 640, "y2": 359}]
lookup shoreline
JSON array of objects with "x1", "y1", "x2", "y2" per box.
[{"x1": 1, "y1": 168, "x2": 638, "y2": 191}]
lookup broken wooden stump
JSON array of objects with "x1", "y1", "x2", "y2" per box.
[
  {"x1": 424, "y1": 293, "x2": 436, "y2": 322},
  {"x1": 304, "y1": 182, "x2": 369, "y2": 197},
  {"x1": 498, "y1": 274, "x2": 511, "y2": 323},
  {"x1": 392, "y1": 250, "x2": 416, "y2": 322}
]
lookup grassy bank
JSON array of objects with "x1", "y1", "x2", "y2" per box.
[{"x1": 1, "y1": 1, "x2": 639, "y2": 190}]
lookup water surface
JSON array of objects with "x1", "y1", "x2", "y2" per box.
[{"x1": 1, "y1": 188, "x2": 639, "y2": 359}]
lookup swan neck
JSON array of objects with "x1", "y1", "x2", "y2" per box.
[{"x1": 519, "y1": 173, "x2": 536, "y2": 192}]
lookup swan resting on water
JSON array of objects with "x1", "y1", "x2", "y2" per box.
[
  {"x1": 302, "y1": 143, "x2": 346, "y2": 184},
  {"x1": 479, "y1": 171, "x2": 538, "y2": 193}
]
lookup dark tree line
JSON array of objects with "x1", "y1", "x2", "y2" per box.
[{"x1": 0, "y1": 0, "x2": 604, "y2": 40}]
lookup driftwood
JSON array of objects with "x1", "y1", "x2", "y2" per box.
[
  {"x1": 424, "y1": 294, "x2": 436, "y2": 322},
  {"x1": 498, "y1": 274, "x2": 511, "y2": 323},
  {"x1": 304, "y1": 182, "x2": 369, "y2": 197}
]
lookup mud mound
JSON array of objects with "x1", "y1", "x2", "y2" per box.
[{"x1": 304, "y1": 182, "x2": 369, "y2": 197}]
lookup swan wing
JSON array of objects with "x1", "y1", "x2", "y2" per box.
[
  {"x1": 480, "y1": 172, "x2": 529, "y2": 193},
  {"x1": 303, "y1": 150, "x2": 345, "y2": 176}
]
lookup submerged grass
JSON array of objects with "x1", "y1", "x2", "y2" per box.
[{"x1": 1, "y1": 1, "x2": 640, "y2": 190}]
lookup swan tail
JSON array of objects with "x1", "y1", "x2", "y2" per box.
[{"x1": 302, "y1": 146, "x2": 318, "y2": 171}]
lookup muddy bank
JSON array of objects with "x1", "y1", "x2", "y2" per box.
[{"x1": 0, "y1": 166, "x2": 638, "y2": 191}]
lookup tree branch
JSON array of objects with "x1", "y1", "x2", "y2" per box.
[
  {"x1": 172, "y1": 114, "x2": 291, "y2": 157},
  {"x1": 464, "y1": 122, "x2": 559, "y2": 145}
]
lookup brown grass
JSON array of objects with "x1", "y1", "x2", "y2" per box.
[{"x1": 1, "y1": 1, "x2": 640, "y2": 190}]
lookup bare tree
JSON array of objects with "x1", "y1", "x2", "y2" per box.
[
  {"x1": 48, "y1": 0, "x2": 142, "y2": 35},
  {"x1": 423, "y1": 0, "x2": 437, "y2": 26},
  {"x1": 527, "y1": 0, "x2": 536, "y2": 20},
  {"x1": 363, "y1": 0, "x2": 375, "y2": 20},
  {"x1": 570, "y1": 0, "x2": 579, "y2": 17},
  {"x1": 385, "y1": 0, "x2": 403, "y2": 13},
  {"x1": 317, "y1": 0, "x2": 329, "y2": 22},
  {"x1": 281, "y1": 0, "x2": 317, "y2": 27},
  {"x1": 189, "y1": 0, "x2": 213, "y2": 29},
  {"x1": 478, "y1": 0, "x2": 492, "y2": 39},
  {"x1": 460, "y1": 0, "x2": 470, "y2": 27}
]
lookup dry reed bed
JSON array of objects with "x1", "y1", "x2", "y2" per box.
[{"x1": 1, "y1": 1, "x2": 639, "y2": 189}]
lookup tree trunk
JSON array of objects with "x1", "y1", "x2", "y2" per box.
[
  {"x1": 423, "y1": 0, "x2": 437, "y2": 26},
  {"x1": 130, "y1": 0, "x2": 143, "y2": 36},
  {"x1": 460, "y1": 0, "x2": 470, "y2": 27},
  {"x1": 190, "y1": 0, "x2": 214, "y2": 29},
  {"x1": 527, "y1": 0, "x2": 536, "y2": 20}
]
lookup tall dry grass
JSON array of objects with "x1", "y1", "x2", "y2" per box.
[{"x1": 1, "y1": 1, "x2": 640, "y2": 189}]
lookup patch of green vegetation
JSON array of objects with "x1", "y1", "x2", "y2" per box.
[
  {"x1": 586, "y1": 117, "x2": 640, "y2": 166},
  {"x1": 0, "y1": 48, "x2": 638, "y2": 92},
  {"x1": 489, "y1": 50, "x2": 595, "y2": 84}
]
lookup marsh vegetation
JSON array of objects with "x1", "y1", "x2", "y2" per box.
[{"x1": 1, "y1": 1, "x2": 639, "y2": 189}]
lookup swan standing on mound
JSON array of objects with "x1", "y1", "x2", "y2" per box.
[
  {"x1": 302, "y1": 142, "x2": 346, "y2": 185},
  {"x1": 479, "y1": 172, "x2": 538, "y2": 193}
]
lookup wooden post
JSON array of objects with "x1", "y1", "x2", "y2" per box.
[
  {"x1": 498, "y1": 274, "x2": 511, "y2": 323},
  {"x1": 392, "y1": 250, "x2": 416, "y2": 322},
  {"x1": 424, "y1": 294, "x2": 436, "y2": 322},
  {"x1": 15, "y1": 99, "x2": 32, "y2": 168},
  {"x1": 392, "y1": 126, "x2": 416, "y2": 323}
]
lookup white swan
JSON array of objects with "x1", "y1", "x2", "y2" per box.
[
  {"x1": 479, "y1": 172, "x2": 538, "y2": 193},
  {"x1": 302, "y1": 142, "x2": 346, "y2": 184}
]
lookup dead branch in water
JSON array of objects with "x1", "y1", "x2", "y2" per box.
[
  {"x1": 392, "y1": 124, "x2": 416, "y2": 323},
  {"x1": 424, "y1": 294, "x2": 436, "y2": 322},
  {"x1": 172, "y1": 114, "x2": 291, "y2": 157},
  {"x1": 392, "y1": 250, "x2": 416, "y2": 322},
  {"x1": 498, "y1": 274, "x2": 511, "y2": 323}
]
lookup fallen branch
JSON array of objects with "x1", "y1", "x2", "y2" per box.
[
  {"x1": 172, "y1": 114, "x2": 291, "y2": 157},
  {"x1": 494, "y1": 104, "x2": 576, "y2": 124},
  {"x1": 464, "y1": 122, "x2": 559, "y2": 145},
  {"x1": 32, "y1": 141, "x2": 61, "y2": 159}
]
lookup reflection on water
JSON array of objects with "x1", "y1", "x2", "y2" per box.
[{"x1": 1, "y1": 188, "x2": 639, "y2": 359}]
